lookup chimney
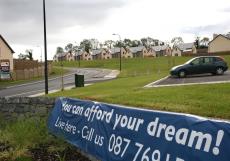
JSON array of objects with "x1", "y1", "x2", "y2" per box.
[{"x1": 213, "y1": 33, "x2": 218, "y2": 39}]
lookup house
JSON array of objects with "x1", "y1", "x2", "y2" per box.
[
  {"x1": 82, "y1": 51, "x2": 92, "y2": 61},
  {"x1": 208, "y1": 34, "x2": 230, "y2": 53},
  {"x1": 100, "y1": 49, "x2": 112, "y2": 59},
  {"x1": 66, "y1": 51, "x2": 74, "y2": 61},
  {"x1": 53, "y1": 54, "x2": 59, "y2": 62},
  {"x1": 74, "y1": 51, "x2": 83, "y2": 61},
  {"x1": 151, "y1": 45, "x2": 171, "y2": 57},
  {"x1": 0, "y1": 35, "x2": 14, "y2": 72},
  {"x1": 171, "y1": 43, "x2": 194, "y2": 56},
  {"x1": 91, "y1": 49, "x2": 112, "y2": 60},
  {"x1": 126, "y1": 46, "x2": 148, "y2": 58},
  {"x1": 91, "y1": 49, "x2": 101, "y2": 60},
  {"x1": 55, "y1": 51, "x2": 75, "y2": 62},
  {"x1": 54, "y1": 53, "x2": 67, "y2": 62},
  {"x1": 110, "y1": 47, "x2": 127, "y2": 58}
]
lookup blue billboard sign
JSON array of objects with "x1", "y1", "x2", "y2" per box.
[{"x1": 48, "y1": 97, "x2": 230, "y2": 161}]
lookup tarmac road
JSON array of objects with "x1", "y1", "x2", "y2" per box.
[
  {"x1": 0, "y1": 68, "x2": 118, "y2": 97},
  {"x1": 145, "y1": 71, "x2": 230, "y2": 87}
]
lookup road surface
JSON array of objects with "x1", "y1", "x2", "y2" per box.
[
  {"x1": 145, "y1": 70, "x2": 230, "y2": 87},
  {"x1": 0, "y1": 68, "x2": 119, "y2": 97}
]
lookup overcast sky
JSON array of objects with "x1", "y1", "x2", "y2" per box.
[{"x1": 0, "y1": 0, "x2": 230, "y2": 60}]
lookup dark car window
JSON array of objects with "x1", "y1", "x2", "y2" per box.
[
  {"x1": 214, "y1": 57, "x2": 223, "y2": 62},
  {"x1": 191, "y1": 58, "x2": 201, "y2": 65},
  {"x1": 203, "y1": 57, "x2": 213, "y2": 64}
]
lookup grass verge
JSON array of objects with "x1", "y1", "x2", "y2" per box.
[
  {"x1": 49, "y1": 56, "x2": 230, "y2": 119},
  {"x1": 0, "y1": 117, "x2": 68, "y2": 160}
]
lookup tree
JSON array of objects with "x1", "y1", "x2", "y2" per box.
[
  {"x1": 90, "y1": 38, "x2": 99, "y2": 49},
  {"x1": 18, "y1": 49, "x2": 33, "y2": 60},
  {"x1": 65, "y1": 43, "x2": 74, "y2": 53},
  {"x1": 104, "y1": 40, "x2": 115, "y2": 49},
  {"x1": 72, "y1": 45, "x2": 82, "y2": 57},
  {"x1": 131, "y1": 40, "x2": 142, "y2": 47},
  {"x1": 114, "y1": 40, "x2": 125, "y2": 48},
  {"x1": 80, "y1": 39, "x2": 92, "y2": 53},
  {"x1": 171, "y1": 37, "x2": 184, "y2": 46},
  {"x1": 141, "y1": 37, "x2": 159, "y2": 48},
  {"x1": 25, "y1": 49, "x2": 33, "y2": 60},
  {"x1": 56, "y1": 47, "x2": 64, "y2": 55},
  {"x1": 200, "y1": 37, "x2": 209, "y2": 47},
  {"x1": 194, "y1": 36, "x2": 200, "y2": 48},
  {"x1": 147, "y1": 37, "x2": 159, "y2": 46},
  {"x1": 18, "y1": 53, "x2": 27, "y2": 60},
  {"x1": 141, "y1": 38, "x2": 148, "y2": 47},
  {"x1": 123, "y1": 38, "x2": 132, "y2": 47},
  {"x1": 159, "y1": 41, "x2": 165, "y2": 46}
]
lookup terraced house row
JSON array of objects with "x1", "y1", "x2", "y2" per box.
[
  {"x1": 53, "y1": 45, "x2": 172, "y2": 62},
  {"x1": 53, "y1": 34, "x2": 230, "y2": 62}
]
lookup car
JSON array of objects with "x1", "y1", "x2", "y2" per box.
[{"x1": 170, "y1": 56, "x2": 228, "y2": 78}]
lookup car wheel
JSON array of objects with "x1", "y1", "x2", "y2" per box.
[
  {"x1": 178, "y1": 70, "x2": 186, "y2": 78},
  {"x1": 216, "y1": 67, "x2": 224, "y2": 75}
]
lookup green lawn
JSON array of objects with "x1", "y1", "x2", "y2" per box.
[{"x1": 50, "y1": 56, "x2": 230, "y2": 119}]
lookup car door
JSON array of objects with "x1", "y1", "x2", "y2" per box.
[
  {"x1": 201, "y1": 57, "x2": 215, "y2": 74},
  {"x1": 186, "y1": 57, "x2": 202, "y2": 74}
]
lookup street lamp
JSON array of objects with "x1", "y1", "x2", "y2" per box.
[
  {"x1": 36, "y1": 45, "x2": 42, "y2": 62},
  {"x1": 77, "y1": 50, "x2": 81, "y2": 67},
  {"x1": 43, "y1": 0, "x2": 48, "y2": 94},
  {"x1": 74, "y1": 42, "x2": 81, "y2": 67},
  {"x1": 112, "y1": 33, "x2": 122, "y2": 71}
]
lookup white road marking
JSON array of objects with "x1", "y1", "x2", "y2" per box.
[
  {"x1": 144, "y1": 76, "x2": 169, "y2": 88},
  {"x1": 104, "y1": 70, "x2": 120, "y2": 78},
  {"x1": 145, "y1": 79, "x2": 230, "y2": 88}
]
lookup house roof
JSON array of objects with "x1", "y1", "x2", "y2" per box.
[
  {"x1": 208, "y1": 34, "x2": 230, "y2": 44},
  {"x1": 91, "y1": 49, "x2": 102, "y2": 56},
  {"x1": 175, "y1": 43, "x2": 194, "y2": 51},
  {"x1": 0, "y1": 34, "x2": 15, "y2": 53},
  {"x1": 110, "y1": 47, "x2": 121, "y2": 54},
  {"x1": 57, "y1": 52, "x2": 67, "y2": 58},
  {"x1": 152, "y1": 45, "x2": 168, "y2": 52},
  {"x1": 128, "y1": 46, "x2": 145, "y2": 53}
]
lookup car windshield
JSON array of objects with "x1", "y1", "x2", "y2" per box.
[{"x1": 184, "y1": 57, "x2": 198, "y2": 64}]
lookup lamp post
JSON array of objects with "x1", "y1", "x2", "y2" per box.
[
  {"x1": 43, "y1": 0, "x2": 48, "y2": 94},
  {"x1": 36, "y1": 45, "x2": 42, "y2": 62},
  {"x1": 112, "y1": 33, "x2": 122, "y2": 71},
  {"x1": 77, "y1": 50, "x2": 81, "y2": 67},
  {"x1": 74, "y1": 42, "x2": 81, "y2": 67}
]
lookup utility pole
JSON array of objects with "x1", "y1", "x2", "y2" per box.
[
  {"x1": 43, "y1": 0, "x2": 48, "y2": 94},
  {"x1": 112, "y1": 33, "x2": 122, "y2": 71}
]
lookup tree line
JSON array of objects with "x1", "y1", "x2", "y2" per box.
[
  {"x1": 55, "y1": 36, "x2": 213, "y2": 56},
  {"x1": 56, "y1": 37, "x2": 166, "y2": 55}
]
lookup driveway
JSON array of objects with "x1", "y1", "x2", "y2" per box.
[
  {"x1": 0, "y1": 68, "x2": 119, "y2": 97},
  {"x1": 145, "y1": 70, "x2": 230, "y2": 87}
]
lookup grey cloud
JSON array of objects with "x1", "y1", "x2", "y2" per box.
[
  {"x1": 181, "y1": 22, "x2": 230, "y2": 35},
  {"x1": 221, "y1": 7, "x2": 230, "y2": 12},
  {"x1": 0, "y1": 0, "x2": 126, "y2": 44}
]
